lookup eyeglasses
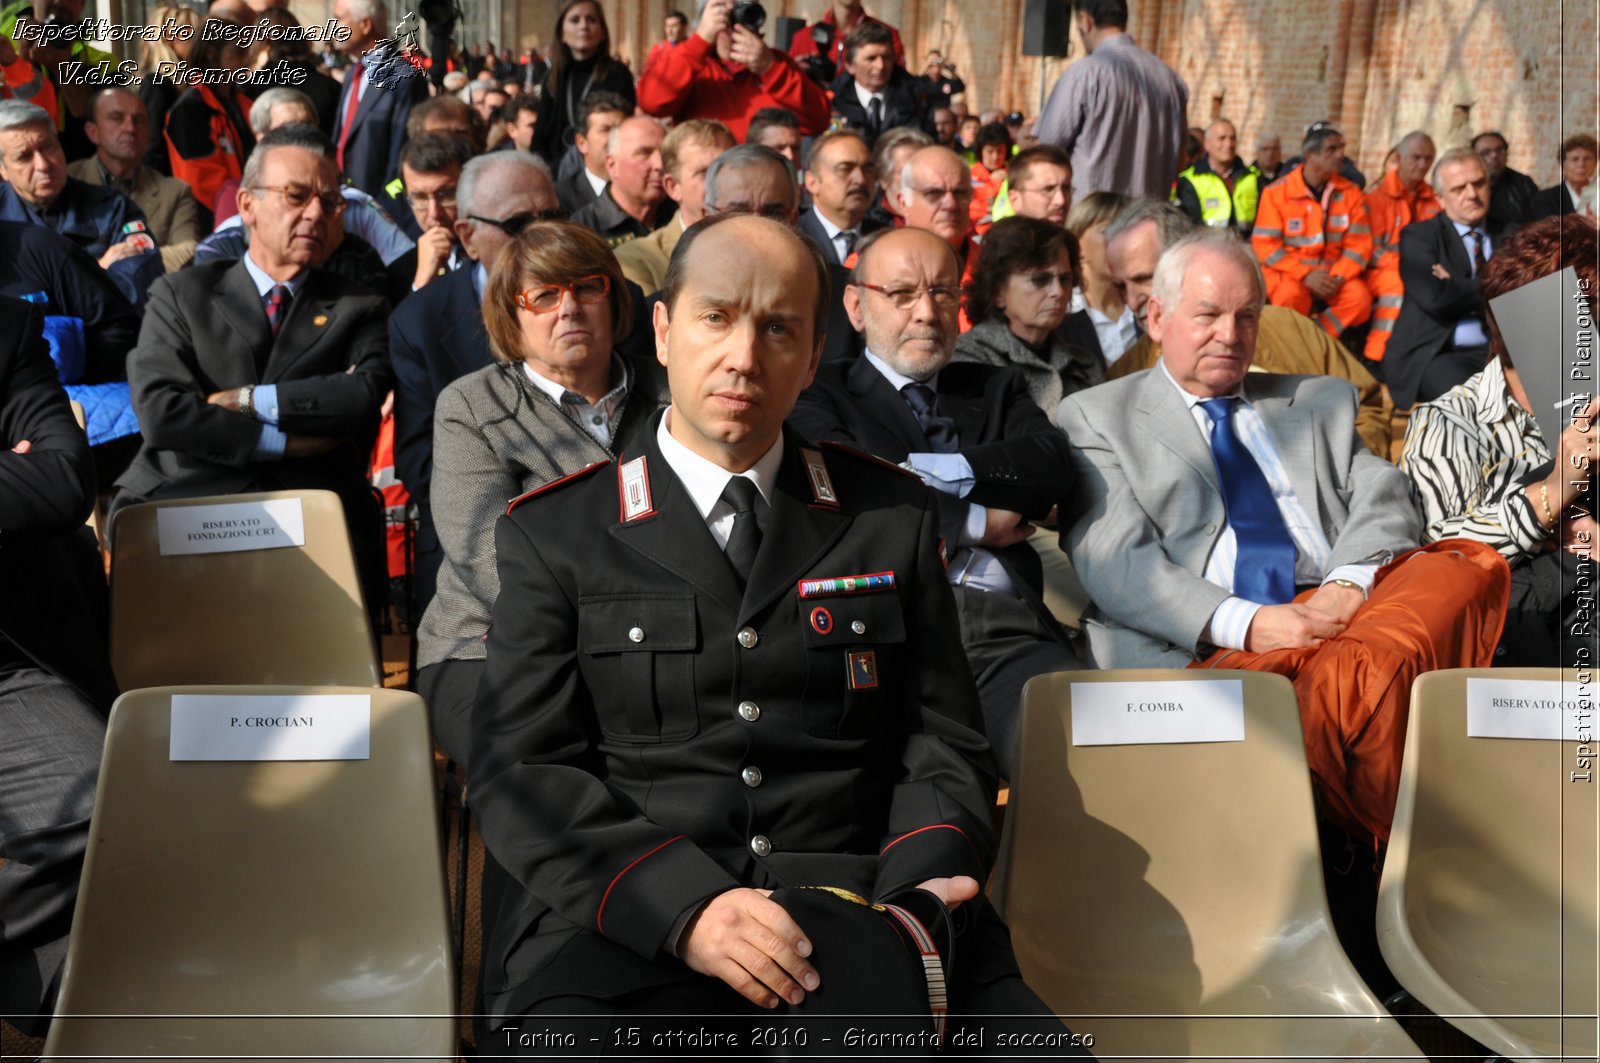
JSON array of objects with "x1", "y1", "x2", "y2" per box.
[
  {"x1": 1019, "y1": 268, "x2": 1074, "y2": 291},
  {"x1": 515, "y1": 274, "x2": 611, "y2": 312},
  {"x1": 467, "y1": 208, "x2": 568, "y2": 236},
  {"x1": 856, "y1": 283, "x2": 961, "y2": 310},
  {"x1": 249, "y1": 185, "x2": 345, "y2": 213},
  {"x1": 406, "y1": 187, "x2": 457, "y2": 208}
]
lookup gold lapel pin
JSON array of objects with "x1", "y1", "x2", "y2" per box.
[{"x1": 313, "y1": 314, "x2": 329, "y2": 327}]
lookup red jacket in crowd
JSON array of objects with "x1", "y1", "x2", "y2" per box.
[{"x1": 636, "y1": 34, "x2": 831, "y2": 141}]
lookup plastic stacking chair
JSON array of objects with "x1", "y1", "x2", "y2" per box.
[
  {"x1": 1378, "y1": 668, "x2": 1598, "y2": 1063},
  {"x1": 44, "y1": 686, "x2": 454, "y2": 1060},
  {"x1": 109, "y1": 490, "x2": 379, "y2": 689},
  {"x1": 993, "y1": 669, "x2": 1423, "y2": 1061}
]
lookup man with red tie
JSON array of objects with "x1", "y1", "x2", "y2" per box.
[{"x1": 331, "y1": 0, "x2": 427, "y2": 211}]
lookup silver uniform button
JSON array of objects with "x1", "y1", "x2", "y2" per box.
[
  {"x1": 628, "y1": 626, "x2": 645, "y2": 643},
  {"x1": 851, "y1": 620, "x2": 866, "y2": 635},
  {"x1": 741, "y1": 766, "x2": 763, "y2": 788},
  {"x1": 750, "y1": 835, "x2": 772, "y2": 857},
  {"x1": 737, "y1": 701, "x2": 761, "y2": 722},
  {"x1": 737, "y1": 627, "x2": 759, "y2": 649}
]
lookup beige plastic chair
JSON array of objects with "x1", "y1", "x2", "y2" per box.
[
  {"x1": 44, "y1": 686, "x2": 454, "y2": 1060},
  {"x1": 993, "y1": 669, "x2": 1422, "y2": 1061},
  {"x1": 1378, "y1": 668, "x2": 1598, "y2": 1063},
  {"x1": 109, "y1": 490, "x2": 379, "y2": 689}
]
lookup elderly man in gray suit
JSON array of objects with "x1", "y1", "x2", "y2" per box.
[{"x1": 1056, "y1": 229, "x2": 1508, "y2": 847}]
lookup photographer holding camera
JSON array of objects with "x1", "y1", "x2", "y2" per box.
[{"x1": 636, "y1": 0, "x2": 829, "y2": 143}]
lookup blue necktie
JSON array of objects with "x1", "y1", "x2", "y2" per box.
[
  {"x1": 1198, "y1": 398, "x2": 1296, "y2": 606},
  {"x1": 902, "y1": 383, "x2": 960, "y2": 453}
]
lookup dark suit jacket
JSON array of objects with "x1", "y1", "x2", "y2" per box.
[
  {"x1": 556, "y1": 167, "x2": 602, "y2": 217},
  {"x1": 1385, "y1": 213, "x2": 1513, "y2": 409},
  {"x1": 390, "y1": 264, "x2": 489, "y2": 606},
  {"x1": 334, "y1": 69, "x2": 428, "y2": 201},
  {"x1": 1529, "y1": 183, "x2": 1580, "y2": 222},
  {"x1": 1488, "y1": 167, "x2": 1540, "y2": 229},
  {"x1": 789, "y1": 355, "x2": 1074, "y2": 633},
  {"x1": 470, "y1": 416, "x2": 999, "y2": 1013},
  {"x1": 795, "y1": 205, "x2": 884, "y2": 267},
  {"x1": 0, "y1": 220, "x2": 140, "y2": 384},
  {"x1": 115, "y1": 259, "x2": 393, "y2": 522},
  {"x1": 829, "y1": 69, "x2": 931, "y2": 144},
  {"x1": 0, "y1": 296, "x2": 116, "y2": 708}
]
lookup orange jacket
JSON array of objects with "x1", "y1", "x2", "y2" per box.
[
  {"x1": 165, "y1": 82, "x2": 254, "y2": 222},
  {"x1": 1363, "y1": 169, "x2": 1441, "y2": 274},
  {"x1": 1252, "y1": 165, "x2": 1373, "y2": 283}
]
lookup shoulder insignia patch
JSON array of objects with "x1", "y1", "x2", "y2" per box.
[
  {"x1": 506, "y1": 460, "x2": 610, "y2": 515},
  {"x1": 816, "y1": 439, "x2": 922, "y2": 482},
  {"x1": 800, "y1": 447, "x2": 840, "y2": 509}
]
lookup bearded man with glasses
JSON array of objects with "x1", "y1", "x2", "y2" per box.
[
  {"x1": 791, "y1": 226, "x2": 1082, "y2": 778},
  {"x1": 112, "y1": 125, "x2": 393, "y2": 622}
]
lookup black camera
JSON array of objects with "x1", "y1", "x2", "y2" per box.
[{"x1": 729, "y1": 1, "x2": 766, "y2": 33}]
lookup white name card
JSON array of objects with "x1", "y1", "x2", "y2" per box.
[
  {"x1": 1468, "y1": 678, "x2": 1590, "y2": 741},
  {"x1": 156, "y1": 498, "x2": 306, "y2": 556},
  {"x1": 1071, "y1": 679, "x2": 1246, "y2": 746},
  {"x1": 170, "y1": 694, "x2": 371, "y2": 761}
]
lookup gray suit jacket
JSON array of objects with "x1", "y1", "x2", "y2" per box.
[{"x1": 1056, "y1": 368, "x2": 1419, "y2": 667}]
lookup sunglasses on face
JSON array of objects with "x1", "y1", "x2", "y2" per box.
[{"x1": 467, "y1": 207, "x2": 569, "y2": 236}]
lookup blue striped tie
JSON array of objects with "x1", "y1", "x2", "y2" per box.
[{"x1": 1198, "y1": 397, "x2": 1296, "y2": 605}]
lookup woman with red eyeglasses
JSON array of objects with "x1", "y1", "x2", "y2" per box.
[{"x1": 416, "y1": 221, "x2": 667, "y2": 768}]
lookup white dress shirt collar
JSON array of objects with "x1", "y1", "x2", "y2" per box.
[
  {"x1": 864, "y1": 347, "x2": 939, "y2": 391},
  {"x1": 853, "y1": 80, "x2": 885, "y2": 112},
  {"x1": 655, "y1": 407, "x2": 784, "y2": 522},
  {"x1": 241, "y1": 251, "x2": 307, "y2": 298},
  {"x1": 585, "y1": 167, "x2": 608, "y2": 197}
]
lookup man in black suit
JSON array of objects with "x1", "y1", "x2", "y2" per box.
[
  {"x1": 469, "y1": 213, "x2": 1075, "y2": 1053},
  {"x1": 829, "y1": 22, "x2": 931, "y2": 147},
  {"x1": 386, "y1": 132, "x2": 474, "y2": 303},
  {"x1": 0, "y1": 296, "x2": 117, "y2": 1035},
  {"x1": 331, "y1": 0, "x2": 428, "y2": 206},
  {"x1": 790, "y1": 227, "x2": 1082, "y2": 775},
  {"x1": 797, "y1": 129, "x2": 884, "y2": 266},
  {"x1": 696, "y1": 144, "x2": 862, "y2": 365},
  {"x1": 1474, "y1": 130, "x2": 1539, "y2": 230},
  {"x1": 391, "y1": 150, "x2": 561, "y2": 610},
  {"x1": 113, "y1": 126, "x2": 392, "y2": 615},
  {"x1": 1386, "y1": 147, "x2": 1512, "y2": 410},
  {"x1": 554, "y1": 92, "x2": 629, "y2": 217}
]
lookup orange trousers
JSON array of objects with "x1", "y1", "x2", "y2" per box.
[
  {"x1": 1192, "y1": 540, "x2": 1509, "y2": 843},
  {"x1": 1266, "y1": 270, "x2": 1374, "y2": 337},
  {"x1": 1363, "y1": 268, "x2": 1405, "y2": 363}
]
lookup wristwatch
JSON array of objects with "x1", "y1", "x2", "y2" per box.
[
  {"x1": 238, "y1": 384, "x2": 255, "y2": 420},
  {"x1": 1327, "y1": 577, "x2": 1365, "y2": 597}
]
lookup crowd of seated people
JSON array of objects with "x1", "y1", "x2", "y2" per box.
[{"x1": 2, "y1": 0, "x2": 1595, "y2": 1047}]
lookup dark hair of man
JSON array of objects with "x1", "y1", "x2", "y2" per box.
[
  {"x1": 1471, "y1": 130, "x2": 1508, "y2": 151},
  {"x1": 87, "y1": 86, "x2": 141, "y2": 126},
  {"x1": 1008, "y1": 144, "x2": 1070, "y2": 191},
  {"x1": 406, "y1": 95, "x2": 473, "y2": 140},
  {"x1": 664, "y1": 212, "x2": 830, "y2": 350},
  {"x1": 966, "y1": 215, "x2": 1079, "y2": 324},
  {"x1": 503, "y1": 95, "x2": 541, "y2": 123},
  {"x1": 804, "y1": 129, "x2": 869, "y2": 175},
  {"x1": 399, "y1": 131, "x2": 474, "y2": 175},
  {"x1": 665, "y1": 9, "x2": 687, "y2": 23},
  {"x1": 240, "y1": 123, "x2": 332, "y2": 189},
  {"x1": 576, "y1": 90, "x2": 630, "y2": 139},
  {"x1": 1077, "y1": 0, "x2": 1129, "y2": 29},
  {"x1": 1302, "y1": 124, "x2": 1342, "y2": 156},
  {"x1": 747, "y1": 106, "x2": 801, "y2": 146},
  {"x1": 974, "y1": 122, "x2": 1012, "y2": 154},
  {"x1": 843, "y1": 20, "x2": 895, "y2": 66},
  {"x1": 545, "y1": 0, "x2": 616, "y2": 97}
]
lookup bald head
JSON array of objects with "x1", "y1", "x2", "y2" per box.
[
  {"x1": 846, "y1": 227, "x2": 963, "y2": 381},
  {"x1": 898, "y1": 146, "x2": 974, "y2": 249},
  {"x1": 1203, "y1": 119, "x2": 1238, "y2": 172}
]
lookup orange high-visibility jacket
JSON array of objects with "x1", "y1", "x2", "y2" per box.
[
  {"x1": 1252, "y1": 166, "x2": 1373, "y2": 283},
  {"x1": 1363, "y1": 169, "x2": 1441, "y2": 273}
]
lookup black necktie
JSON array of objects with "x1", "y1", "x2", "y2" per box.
[
  {"x1": 720, "y1": 477, "x2": 762, "y2": 585},
  {"x1": 867, "y1": 96, "x2": 882, "y2": 135},
  {"x1": 837, "y1": 229, "x2": 858, "y2": 264},
  {"x1": 1469, "y1": 230, "x2": 1487, "y2": 275},
  {"x1": 901, "y1": 383, "x2": 960, "y2": 453}
]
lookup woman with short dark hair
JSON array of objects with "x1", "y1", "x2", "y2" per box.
[
  {"x1": 417, "y1": 221, "x2": 665, "y2": 764},
  {"x1": 955, "y1": 215, "x2": 1099, "y2": 417}
]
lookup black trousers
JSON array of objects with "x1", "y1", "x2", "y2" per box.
[
  {"x1": 0, "y1": 661, "x2": 105, "y2": 1035},
  {"x1": 481, "y1": 894, "x2": 1088, "y2": 1059}
]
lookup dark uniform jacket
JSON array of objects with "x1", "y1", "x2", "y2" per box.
[
  {"x1": 469, "y1": 415, "x2": 1001, "y2": 1014},
  {"x1": 830, "y1": 68, "x2": 933, "y2": 145},
  {"x1": 1487, "y1": 166, "x2": 1540, "y2": 230},
  {"x1": 569, "y1": 188, "x2": 675, "y2": 248}
]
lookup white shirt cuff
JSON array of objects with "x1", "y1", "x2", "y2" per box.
[
  {"x1": 959, "y1": 502, "x2": 987, "y2": 546},
  {"x1": 1323, "y1": 562, "x2": 1379, "y2": 594},
  {"x1": 1208, "y1": 596, "x2": 1263, "y2": 652}
]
